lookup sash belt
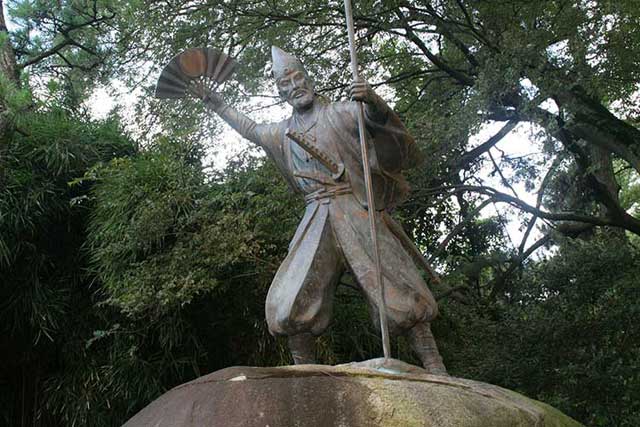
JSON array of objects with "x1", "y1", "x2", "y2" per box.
[{"x1": 304, "y1": 184, "x2": 352, "y2": 204}]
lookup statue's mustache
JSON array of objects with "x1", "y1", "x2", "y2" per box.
[{"x1": 291, "y1": 88, "x2": 308, "y2": 99}]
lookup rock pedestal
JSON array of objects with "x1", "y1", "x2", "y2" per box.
[{"x1": 123, "y1": 359, "x2": 582, "y2": 427}]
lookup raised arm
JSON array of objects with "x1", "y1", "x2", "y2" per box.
[{"x1": 202, "y1": 93, "x2": 262, "y2": 144}]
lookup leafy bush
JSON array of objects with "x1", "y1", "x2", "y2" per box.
[
  {"x1": 438, "y1": 234, "x2": 640, "y2": 426},
  {"x1": 0, "y1": 100, "x2": 134, "y2": 425}
]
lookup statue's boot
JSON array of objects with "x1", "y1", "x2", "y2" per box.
[
  {"x1": 407, "y1": 321, "x2": 448, "y2": 375},
  {"x1": 288, "y1": 332, "x2": 316, "y2": 365}
]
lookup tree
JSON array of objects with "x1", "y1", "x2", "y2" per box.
[
  {"x1": 0, "y1": 2, "x2": 135, "y2": 425},
  {"x1": 0, "y1": 0, "x2": 19, "y2": 135},
  {"x1": 0, "y1": 100, "x2": 134, "y2": 425},
  {"x1": 110, "y1": 0, "x2": 640, "y2": 269},
  {"x1": 438, "y1": 233, "x2": 640, "y2": 426}
]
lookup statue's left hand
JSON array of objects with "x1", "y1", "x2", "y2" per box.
[{"x1": 349, "y1": 79, "x2": 376, "y2": 104}]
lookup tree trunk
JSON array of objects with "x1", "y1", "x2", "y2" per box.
[
  {"x1": 0, "y1": 0, "x2": 19, "y2": 190},
  {"x1": 0, "y1": 0, "x2": 18, "y2": 141},
  {"x1": 0, "y1": 0, "x2": 18, "y2": 84},
  {"x1": 560, "y1": 85, "x2": 640, "y2": 174},
  {"x1": 586, "y1": 145, "x2": 629, "y2": 240}
]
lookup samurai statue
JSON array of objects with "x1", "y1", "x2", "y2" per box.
[{"x1": 195, "y1": 46, "x2": 447, "y2": 375}]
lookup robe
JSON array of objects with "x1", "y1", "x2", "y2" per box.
[{"x1": 218, "y1": 97, "x2": 437, "y2": 336}]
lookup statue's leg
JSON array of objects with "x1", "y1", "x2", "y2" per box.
[
  {"x1": 407, "y1": 321, "x2": 448, "y2": 375},
  {"x1": 288, "y1": 332, "x2": 317, "y2": 365},
  {"x1": 330, "y1": 196, "x2": 443, "y2": 370},
  {"x1": 265, "y1": 203, "x2": 345, "y2": 365}
]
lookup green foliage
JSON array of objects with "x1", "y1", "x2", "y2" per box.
[
  {"x1": 0, "y1": 107, "x2": 132, "y2": 266},
  {"x1": 37, "y1": 144, "x2": 299, "y2": 425},
  {"x1": 0, "y1": 97, "x2": 134, "y2": 425},
  {"x1": 88, "y1": 142, "x2": 301, "y2": 317},
  {"x1": 0, "y1": 72, "x2": 31, "y2": 112},
  {"x1": 9, "y1": 0, "x2": 120, "y2": 97},
  {"x1": 88, "y1": 139, "x2": 209, "y2": 316},
  {"x1": 439, "y1": 234, "x2": 640, "y2": 426}
]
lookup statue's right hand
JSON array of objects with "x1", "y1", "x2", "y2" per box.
[
  {"x1": 187, "y1": 81, "x2": 223, "y2": 109},
  {"x1": 187, "y1": 80, "x2": 207, "y2": 100},
  {"x1": 202, "y1": 91, "x2": 223, "y2": 110}
]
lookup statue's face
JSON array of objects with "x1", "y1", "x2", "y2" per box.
[{"x1": 276, "y1": 70, "x2": 314, "y2": 111}]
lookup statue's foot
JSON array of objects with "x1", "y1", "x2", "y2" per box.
[
  {"x1": 407, "y1": 321, "x2": 448, "y2": 375},
  {"x1": 424, "y1": 364, "x2": 449, "y2": 376}
]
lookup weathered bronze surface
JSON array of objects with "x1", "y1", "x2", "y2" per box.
[
  {"x1": 198, "y1": 46, "x2": 446, "y2": 374},
  {"x1": 155, "y1": 48, "x2": 236, "y2": 99}
]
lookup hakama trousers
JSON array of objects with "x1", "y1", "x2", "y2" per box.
[{"x1": 265, "y1": 192, "x2": 438, "y2": 337}]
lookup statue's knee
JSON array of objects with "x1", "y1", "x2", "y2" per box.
[
  {"x1": 414, "y1": 291, "x2": 438, "y2": 321},
  {"x1": 267, "y1": 313, "x2": 304, "y2": 337},
  {"x1": 268, "y1": 313, "x2": 330, "y2": 337},
  {"x1": 380, "y1": 295, "x2": 438, "y2": 335}
]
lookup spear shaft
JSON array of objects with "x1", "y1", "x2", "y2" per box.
[{"x1": 342, "y1": 0, "x2": 391, "y2": 360}]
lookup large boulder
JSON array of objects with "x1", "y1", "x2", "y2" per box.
[{"x1": 123, "y1": 360, "x2": 582, "y2": 427}]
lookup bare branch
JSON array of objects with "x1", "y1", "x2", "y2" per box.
[
  {"x1": 518, "y1": 157, "x2": 560, "y2": 255},
  {"x1": 519, "y1": 233, "x2": 552, "y2": 262},
  {"x1": 430, "y1": 197, "x2": 494, "y2": 261},
  {"x1": 488, "y1": 150, "x2": 519, "y2": 198},
  {"x1": 419, "y1": 184, "x2": 617, "y2": 227},
  {"x1": 394, "y1": 9, "x2": 475, "y2": 86},
  {"x1": 454, "y1": 119, "x2": 519, "y2": 171},
  {"x1": 489, "y1": 233, "x2": 553, "y2": 298}
]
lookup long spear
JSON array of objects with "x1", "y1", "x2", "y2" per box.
[{"x1": 342, "y1": 0, "x2": 391, "y2": 360}]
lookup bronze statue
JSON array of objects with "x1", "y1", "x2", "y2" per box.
[{"x1": 187, "y1": 46, "x2": 446, "y2": 375}]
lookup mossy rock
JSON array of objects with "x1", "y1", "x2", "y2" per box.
[{"x1": 124, "y1": 361, "x2": 582, "y2": 427}]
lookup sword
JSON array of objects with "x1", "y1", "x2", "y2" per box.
[
  {"x1": 285, "y1": 128, "x2": 345, "y2": 180},
  {"x1": 342, "y1": 0, "x2": 391, "y2": 360}
]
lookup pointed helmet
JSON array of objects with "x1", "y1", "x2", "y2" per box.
[{"x1": 271, "y1": 46, "x2": 306, "y2": 80}]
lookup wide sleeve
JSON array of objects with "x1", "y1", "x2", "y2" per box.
[
  {"x1": 338, "y1": 100, "x2": 423, "y2": 173},
  {"x1": 205, "y1": 97, "x2": 282, "y2": 153}
]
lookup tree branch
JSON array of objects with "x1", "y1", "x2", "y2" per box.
[
  {"x1": 430, "y1": 197, "x2": 494, "y2": 261},
  {"x1": 19, "y1": 39, "x2": 74, "y2": 69},
  {"x1": 488, "y1": 149, "x2": 519, "y2": 198},
  {"x1": 453, "y1": 0, "x2": 497, "y2": 50},
  {"x1": 402, "y1": 2, "x2": 480, "y2": 69},
  {"x1": 452, "y1": 119, "x2": 519, "y2": 172},
  {"x1": 419, "y1": 184, "x2": 621, "y2": 228},
  {"x1": 394, "y1": 9, "x2": 475, "y2": 86},
  {"x1": 17, "y1": 9, "x2": 114, "y2": 70},
  {"x1": 489, "y1": 233, "x2": 552, "y2": 298},
  {"x1": 436, "y1": 285, "x2": 472, "y2": 303},
  {"x1": 518, "y1": 156, "x2": 559, "y2": 255}
]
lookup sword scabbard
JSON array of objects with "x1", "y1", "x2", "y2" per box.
[{"x1": 286, "y1": 128, "x2": 345, "y2": 180}]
